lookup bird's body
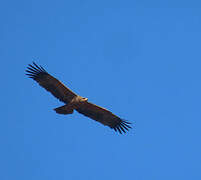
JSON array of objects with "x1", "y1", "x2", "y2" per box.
[
  {"x1": 26, "y1": 62, "x2": 131, "y2": 134},
  {"x1": 54, "y1": 96, "x2": 88, "y2": 114}
]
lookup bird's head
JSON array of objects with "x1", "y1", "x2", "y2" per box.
[{"x1": 81, "y1": 97, "x2": 88, "y2": 102}]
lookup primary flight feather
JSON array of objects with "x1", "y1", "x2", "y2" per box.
[{"x1": 26, "y1": 62, "x2": 131, "y2": 134}]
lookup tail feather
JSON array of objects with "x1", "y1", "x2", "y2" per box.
[{"x1": 54, "y1": 105, "x2": 74, "y2": 115}]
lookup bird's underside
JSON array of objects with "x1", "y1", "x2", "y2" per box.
[
  {"x1": 26, "y1": 62, "x2": 132, "y2": 134},
  {"x1": 54, "y1": 95, "x2": 88, "y2": 115}
]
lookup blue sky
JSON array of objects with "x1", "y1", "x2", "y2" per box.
[{"x1": 1, "y1": 0, "x2": 201, "y2": 179}]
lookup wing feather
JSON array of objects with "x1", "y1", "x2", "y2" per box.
[
  {"x1": 76, "y1": 102, "x2": 131, "y2": 134},
  {"x1": 25, "y1": 62, "x2": 77, "y2": 103}
]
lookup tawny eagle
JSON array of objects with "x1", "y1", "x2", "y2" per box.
[{"x1": 26, "y1": 62, "x2": 131, "y2": 134}]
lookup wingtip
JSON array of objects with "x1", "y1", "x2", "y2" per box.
[
  {"x1": 112, "y1": 119, "x2": 132, "y2": 134},
  {"x1": 25, "y1": 62, "x2": 48, "y2": 79}
]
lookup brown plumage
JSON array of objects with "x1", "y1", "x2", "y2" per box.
[{"x1": 26, "y1": 62, "x2": 131, "y2": 134}]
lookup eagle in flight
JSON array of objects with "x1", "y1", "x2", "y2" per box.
[{"x1": 26, "y1": 62, "x2": 131, "y2": 134}]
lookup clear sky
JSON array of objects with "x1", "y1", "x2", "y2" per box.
[{"x1": 1, "y1": 0, "x2": 201, "y2": 179}]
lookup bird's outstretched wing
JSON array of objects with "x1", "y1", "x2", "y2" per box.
[
  {"x1": 76, "y1": 102, "x2": 131, "y2": 134},
  {"x1": 25, "y1": 62, "x2": 77, "y2": 104}
]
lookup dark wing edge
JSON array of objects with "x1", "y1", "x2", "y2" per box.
[
  {"x1": 25, "y1": 62, "x2": 77, "y2": 103},
  {"x1": 26, "y1": 62, "x2": 48, "y2": 79},
  {"x1": 76, "y1": 102, "x2": 132, "y2": 134},
  {"x1": 112, "y1": 119, "x2": 132, "y2": 134}
]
